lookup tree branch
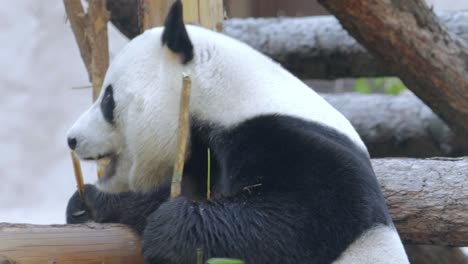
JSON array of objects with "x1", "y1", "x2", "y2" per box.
[
  {"x1": 317, "y1": 0, "x2": 468, "y2": 140},
  {"x1": 87, "y1": 0, "x2": 110, "y2": 101},
  {"x1": 64, "y1": 0, "x2": 92, "y2": 79}
]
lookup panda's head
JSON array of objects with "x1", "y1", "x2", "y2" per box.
[
  {"x1": 67, "y1": 1, "x2": 194, "y2": 192},
  {"x1": 67, "y1": 1, "x2": 366, "y2": 193}
]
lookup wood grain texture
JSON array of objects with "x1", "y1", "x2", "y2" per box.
[
  {"x1": 63, "y1": 0, "x2": 92, "y2": 79},
  {"x1": 317, "y1": 0, "x2": 468, "y2": 139},
  {"x1": 223, "y1": 11, "x2": 468, "y2": 79},
  {"x1": 0, "y1": 223, "x2": 143, "y2": 264},
  {"x1": 102, "y1": 0, "x2": 468, "y2": 81},
  {"x1": 0, "y1": 158, "x2": 466, "y2": 256},
  {"x1": 139, "y1": 0, "x2": 176, "y2": 31},
  {"x1": 199, "y1": 0, "x2": 224, "y2": 32},
  {"x1": 373, "y1": 157, "x2": 468, "y2": 246},
  {"x1": 181, "y1": 0, "x2": 199, "y2": 25},
  {"x1": 87, "y1": 0, "x2": 110, "y2": 101}
]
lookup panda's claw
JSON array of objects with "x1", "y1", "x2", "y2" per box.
[{"x1": 65, "y1": 184, "x2": 101, "y2": 224}]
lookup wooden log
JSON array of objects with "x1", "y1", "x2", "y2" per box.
[
  {"x1": 322, "y1": 92, "x2": 468, "y2": 157},
  {"x1": 373, "y1": 157, "x2": 468, "y2": 246},
  {"x1": 100, "y1": 0, "x2": 468, "y2": 80},
  {"x1": 0, "y1": 158, "x2": 466, "y2": 257},
  {"x1": 0, "y1": 223, "x2": 143, "y2": 263},
  {"x1": 223, "y1": 11, "x2": 468, "y2": 79},
  {"x1": 317, "y1": 0, "x2": 468, "y2": 140}
]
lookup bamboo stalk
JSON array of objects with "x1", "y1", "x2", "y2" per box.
[
  {"x1": 207, "y1": 148, "x2": 211, "y2": 200},
  {"x1": 70, "y1": 151, "x2": 85, "y2": 197},
  {"x1": 171, "y1": 74, "x2": 192, "y2": 198}
]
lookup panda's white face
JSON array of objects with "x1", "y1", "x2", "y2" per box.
[
  {"x1": 67, "y1": 27, "x2": 186, "y2": 192},
  {"x1": 67, "y1": 10, "x2": 366, "y2": 193}
]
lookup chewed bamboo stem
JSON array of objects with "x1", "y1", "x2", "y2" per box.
[
  {"x1": 171, "y1": 73, "x2": 192, "y2": 198},
  {"x1": 70, "y1": 150, "x2": 85, "y2": 197}
]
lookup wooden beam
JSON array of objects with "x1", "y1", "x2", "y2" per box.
[
  {"x1": 0, "y1": 223, "x2": 143, "y2": 263},
  {"x1": 87, "y1": 0, "x2": 110, "y2": 101},
  {"x1": 139, "y1": 0, "x2": 176, "y2": 31},
  {"x1": 199, "y1": 0, "x2": 224, "y2": 31}
]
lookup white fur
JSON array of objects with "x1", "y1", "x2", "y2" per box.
[
  {"x1": 68, "y1": 25, "x2": 367, "y2": 192},
  {"x1": 333, "y1": 225, "x2": 409, "y2": 263}
]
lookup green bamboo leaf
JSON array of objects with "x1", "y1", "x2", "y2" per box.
[{"x1": 207, "y1": 258, "x2": 244, "y2": 264}]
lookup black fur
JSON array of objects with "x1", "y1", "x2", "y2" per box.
[
  {"x1": 100, "y1": 85, "x2": 115, "y2": 125},
  {"x1": 66, "y1": 114, "x2": 392, "y2": 264},
  {"x1": 161, "y1": 0, "x2": 194, "y2": 64},
  {"x1": 67, "y1": 184, "x2": 170, "y2": 234}
]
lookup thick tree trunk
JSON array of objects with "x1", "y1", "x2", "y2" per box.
[
  {"x1": 322, "y1": 92, "x2": 468, "y2": 157},
  {"x1": 317, "y1": 0, "x2": 468, "y2": 141},
  {"x1": 223, "y1": 11, "x2": 468, "y2": 79},
  {"x1": 102, "y1": 0, "x2": 468, "y2": 81}
]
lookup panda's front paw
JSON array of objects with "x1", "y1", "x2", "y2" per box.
[{"x1": 66, "y1": 184, "x2": 104, "y2": 224}]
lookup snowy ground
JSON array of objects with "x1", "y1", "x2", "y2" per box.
[{"x1": 1, "y1": 0, "x2": 467, "y2": 224}]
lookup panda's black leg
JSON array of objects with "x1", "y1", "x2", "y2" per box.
[{"x1": 66, "y1": 184, "x2": 170, "y2": 234}]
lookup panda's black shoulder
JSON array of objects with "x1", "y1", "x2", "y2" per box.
[
  {"x1": 183, "y1": 114, "x2": 392, "y2": 261},
  {"x1": 191, "y1": 114, "x2": 388, "y2": 217}
]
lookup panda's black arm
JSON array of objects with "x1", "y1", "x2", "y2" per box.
[
  {"x1": 66, "y1": 184, "x2": 170, "y2": 234},
  {"x1": 141, "y1": 193, "x2": 310, "y2": 264}
]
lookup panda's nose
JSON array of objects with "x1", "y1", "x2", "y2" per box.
[{"x1": 67, "y1": 137, "x2": 77, "y2": 150}]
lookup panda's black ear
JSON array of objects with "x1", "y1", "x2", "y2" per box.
[{"x1": 162, "y1": 0, "x2": 194, "y2": 64}]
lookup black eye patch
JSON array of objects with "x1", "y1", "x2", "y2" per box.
[{"x1": 101, "y1": 85, "x2": 115, "y2": 124}]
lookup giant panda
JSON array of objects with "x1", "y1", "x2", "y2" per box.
[{"x1": 65, "y1": 1, "x2": 409, "y2": 263}]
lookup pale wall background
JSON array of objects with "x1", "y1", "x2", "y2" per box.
[{"x1": 1, "y1": 0, "x2": 467, "y2": 224}]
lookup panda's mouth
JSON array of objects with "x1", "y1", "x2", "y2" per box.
[
  {"x1": 93, "y1": 154, "x2": 119, "y2": 181},
  {"x1": 81, "y1": 153, "x2": 118, "y2": 181}
]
